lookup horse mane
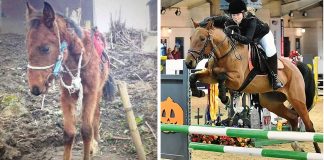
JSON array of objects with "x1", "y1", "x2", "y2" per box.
[
  {"x1": 213, "y1": 27, "x2": 225, "y2": 34},
  {"x1": 197, "y1": 25, "x2": 225, "y2": 33},
  {"x1": 58, "y1": 13, "x2": 83, "y2": 38},
  {"x1": 27, "y1": 11, "x2": 83, "y2": 39}
]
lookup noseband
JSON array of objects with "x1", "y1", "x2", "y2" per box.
[
  {"x1": 188, "y1": 30, "x2": 236, "y2": 64},
  {"x1": 27, "y1": 41, "x2": 67, "y2": 75}
]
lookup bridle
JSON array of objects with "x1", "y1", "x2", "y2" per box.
[
  {"x1": 27, "y1": 21, "x2": 69, "y2": 77},
  {"x1": 26, "y1": 20, "x2": 85, "y2": 96},
  {"x1": 187, "y1": 29, "x2": 236, "y2": 65}
]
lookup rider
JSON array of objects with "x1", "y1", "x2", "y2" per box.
[{"x1": 198, "y1": 0, "x2": 283, "y2": 90}]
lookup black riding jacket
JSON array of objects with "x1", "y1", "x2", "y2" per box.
[{"x1": 199, "y1": 13, "x2": 270, "y2": 44}]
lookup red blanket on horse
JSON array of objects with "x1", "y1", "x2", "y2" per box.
[{"x1": 93, "y1": 31, "x2": 106, "y2": 58}]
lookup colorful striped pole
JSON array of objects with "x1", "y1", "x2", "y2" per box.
[
  {"x1": 189, "y1": 142, "x2": 323, "y2": 160},
  {"x1": 161, "y1": 124, "x2": 323, "y2": 143}
]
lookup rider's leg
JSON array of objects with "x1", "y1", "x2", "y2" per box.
[{"x1": 259, "y1": 31, "x2": 283, "y2": 90}]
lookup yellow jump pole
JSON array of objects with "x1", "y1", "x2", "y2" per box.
[
  {"x1": 209, "y1": 84, "x2": 219, "y2": 124},
  {"x1": 313, "y1": 56, "x2": 319, "y2": 102}
]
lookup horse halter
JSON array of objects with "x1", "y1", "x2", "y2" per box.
[
  {"x1": 27, "y1": 22, "x2": 68, "y2": 78},
  {"x1": 187, "y1": 30, "x2": 235, "y2": 64}
]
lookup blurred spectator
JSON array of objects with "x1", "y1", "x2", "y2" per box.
[
  {"x1": 171, "y1": 45, "x2": 181, "y2": 59},
  {"x1": 166, "y1": 48, "x2": 173, "y2": 59},
  {"x1": 160, "y1": 39, "x2": 167, "y2": 56}
]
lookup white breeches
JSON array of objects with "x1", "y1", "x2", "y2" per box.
[{"x1": 259, "y1": 31, "x2": 277, "y2": 57}]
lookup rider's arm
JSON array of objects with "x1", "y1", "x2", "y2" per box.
[
  {"x1": 199, "y1": 16, "x2": 230, "y2": 29},
  {"x1": 230, "y1": 18, "x2": 257, "y2": 44}
]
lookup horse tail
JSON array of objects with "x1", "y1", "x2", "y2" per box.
[
  {"x1": 103, "y1": 74, "x2": 116, "y2": 101},
  {"x1": 296, "y1": 61, "x2": 316, "y2": 111}
]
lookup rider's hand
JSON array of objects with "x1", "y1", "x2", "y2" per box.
[{"x1": 224, "y1": 28, "x2": 232, "y2": 35}]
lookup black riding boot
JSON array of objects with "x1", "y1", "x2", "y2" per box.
[{"x1": 267, "y1": 54, "x2": 283, "y2": 90}]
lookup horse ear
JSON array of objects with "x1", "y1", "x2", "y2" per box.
[
  {"x1": 191, "y1": 18, "x2": 199, "y2": 28},
  {"x1": 43, "y1": 2, "x2": 55, "y2": 28},
  {"x1": 26, "y1": 2, "x2": 36, "y2": 18},
  {"x1": 206, "y1": 20, "x2": 214, "y2": 30}
]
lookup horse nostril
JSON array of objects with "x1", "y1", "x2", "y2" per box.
[{"x1": 31, "y1": 86, "x2": 41, "y2": 96}]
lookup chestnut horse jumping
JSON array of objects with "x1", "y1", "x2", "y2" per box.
[
  {"x1": 26, "y1": 2, "x2": 114, "y2": 159},
  {"x1": 185, "y1": 21, "x2": 321, "y2": 153}
]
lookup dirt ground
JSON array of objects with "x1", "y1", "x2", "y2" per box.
[
  {"x1": 0, "y1": 33, "x2": 157, "y2": 160},
  {"x1": 190, "y1": 96, "x2": 323, "y2": 160}
]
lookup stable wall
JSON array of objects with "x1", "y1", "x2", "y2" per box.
[
  {"x1": 0, "y1": 0, "x2": 93, "y2": 34},
  {"x1": 161, "y1": 27, "x2": 193, "y2": 56},
  {"x1": 283, "y1": 6, "x2": 323, "y2": 73},
  {"x1": 161, "y1": 4, "x2": 210, "y2": 57}
]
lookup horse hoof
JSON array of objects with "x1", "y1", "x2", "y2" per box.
[
  {"x1": 198, "y1": 90, "x2": 205, "y2": 97},
  {"x1": 191, "y1": 90, "x2": 201, "y2": 97},
  {"x1": 90, "y1": 140, "x2": 99, "y2": 155},
  {"x1": 221, "y1": 96, "x2": 230, "y2": 105},
  {"x1": 291, "y1": 142, "x2": 305, "y2": 152}
]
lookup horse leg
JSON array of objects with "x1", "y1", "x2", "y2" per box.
[
  {"x1": 90, "y1": 105, "x2": 99, "y2": 155},
  {"x1": 259, "y1": 95, "x2": 308, "y2": 151},
  {"x1": 259, "y1": 96, "x2": 299, "y2": 129},
  {"x1": 289, "y1": 99, "x2": 321, "y2": 153},
  {"x1": 91, "y1": 91, "x2": 103, "y2": 154},
  {"x1": 81, "y1": 93, "x2": 98, "y2": 160},
  {"x1": 190, "y1": 69, "x2": 217, "y2": 97},
  {"x1": 190, "y1": 71, "x2": 205, "y2": 97},
  {"x1": 269, "y1": 103, "x2": 305, "y2": 152},
  {"x1": 61, "y1": 92, "x2": 77, "y2": 160}
]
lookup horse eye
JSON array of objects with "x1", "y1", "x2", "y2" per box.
[
  {"x1": 200, "y1": 36, "x2": 206, "y2": 41},
  {"x1": 39, "y1": 46, "x2": 50, "y2": 54}
]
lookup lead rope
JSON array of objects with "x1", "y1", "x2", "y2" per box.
[
  {"x1": 76, "y1": 51, "x2": 83, "y2": 116},
  {"x1": 54, "y1": 20, "x2": 84, "y2": 116},
  {"x1": 60, "y1": 51, "x2": 83, "y2": 116},
  {"x1": 41, "y1": 94, "x2": 46, "y2": 110}
]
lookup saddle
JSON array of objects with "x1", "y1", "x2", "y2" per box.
[
  {"x1": 91, "y1": 29, "x2": 110, "y2": 72},
  {"x1": 93, "y1": 31, "x2": 105, "y2": 57},
  {"x1": 92, "y1": 29, "x2": 110, "y2": 63},
  {"x1": 248, "y1": 44, "x2": 284, "y2": 73},
  {"x1": 248, "y1": 44, "x2": 267, "y2": 74},
  {"x1": 236, "y1": 44, "x2": 284, "y2": 92}
]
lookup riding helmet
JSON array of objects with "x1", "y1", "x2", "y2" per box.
[{"x1": 228, "y1": 0, "x2": 247, "y2": 14}]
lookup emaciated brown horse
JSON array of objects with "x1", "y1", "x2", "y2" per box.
[
  {"x1": 185, "y1": 21, "x2": 321, "y2": 153},
  {"x1": 25, "y1": 2, "x2": 114, "y2": 160}
]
